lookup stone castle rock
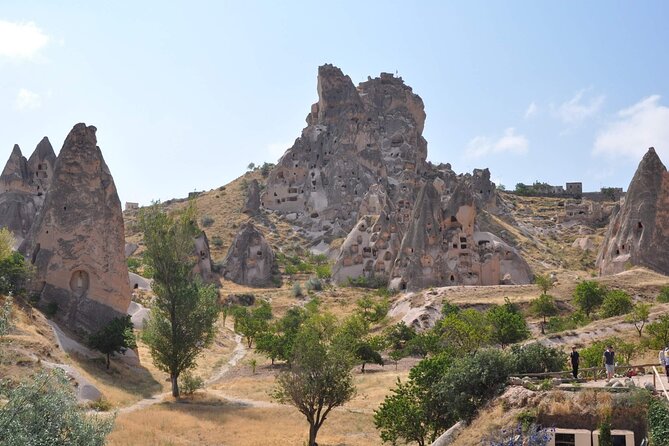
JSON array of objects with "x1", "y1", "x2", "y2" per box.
[
  {"x1": 222, "y1": 221, "x2": 276, "y2": 287},
  {"x1": 597, "y1": 147, "x2": 669, "y2": 276},
  {"x1": 22, "y1": 124, "x2": 130, "y2": 333},
  {"x1": 0, "y1": 138, "x2": 56, "y2": 244},
  {"x1": 264, "y1": 64, "x2": 530, "y2": 288},
  {"x1": 243, "y1": 179, "x2": 261, "y2": 215}
]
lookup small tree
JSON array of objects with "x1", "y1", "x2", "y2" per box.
[
  {"x1": 600, "y1": 290, "x2": 633, "y2": 318},
  {"x1": 272, "y1": 315, "x2": 355, "y2": 446},
  {"x1": 534, "y1": 274, "x2": 554, "y2": 295},
  {"x1": 247, "y1": 162, "x2": 256, "y2": 171},
  {"x1": 573, "y1": 281, "x2": 606, "y2": 317},
  {"x1": 510, "y1": 342, "x2": 564, "y2": 374},
  {"x1": 139, "y1": 203, "x2": 221, "y2": 397},
  {"x1": 625, "y1": 303, "x2": 650, "y2": 337},
  {"x1": 232, "y1": 300, "x2": 273, "y2": 348},
  {"x1": 530, "y1": 294, "x2": 558, "y2": 334},
  {"x1": 88, "y1": 315, "x2": 137, "y2": 369},
  {"x1": 0, "y1": 370, "x2": 114, "y2": 444},
  {"x1": 439, "y1": 308, "x2": 491, "y2": 355},
  {"x1": 0, "y1": 296, "x2": 13, "y2": 337},
  {"x1": 487, "y1": 299, "x2": 529, "y2": 348},
  {"x1": 647, "y1": 315, "x2": 669, "y2": 349}
]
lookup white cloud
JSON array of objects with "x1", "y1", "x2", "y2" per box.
[
  {"x1": 15, "y1": 88, "x2": 42, "y2": 110},
  {"x1": 556, "y1": 89, "x2": 605, "y2": 124},
  {"x1": 593, "y1": 95, "x2": 669, "y2": 159},
  {"x1": 524, "y1": 102, "x2": 538, "y2": 119},
  {"x1": 465, "y1": 128, "x2": 529, "y2": 159},
  {"x1": 0, "y1": 20, "x2": 50, "y2": 59}
]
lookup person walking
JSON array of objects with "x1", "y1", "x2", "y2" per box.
[
  {"x1": 603, "y1": 345, "x2": 615, "y2": 381},
  {"x1": 569, "y1": 346, "x2": 580, "y2": 379}
]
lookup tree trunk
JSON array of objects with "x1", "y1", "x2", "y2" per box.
[
  {"x1": 171, "y1": 373, "x2": 180, "y2": 398},
  {"x1": 361, "y1": 362, "x2": 366, "y2": 373},
  {"x1": 106, "y1": 353, "x2": 110, "y2": 369},
  {"x1": 308, "y1": 423, "x2": 319, "y2": 446},
  {"x1": 541, "y1": 316, "x2": 546, "y2": 335}
]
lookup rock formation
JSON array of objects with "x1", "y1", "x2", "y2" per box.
[
  {"x1": 264, "y1": 64, "x2": 530, "y2": 289},
  {"x1": 23, "y1": 123, "x2": 130, "y2": 333},
  {"x1": 0, "y1": 138, "x2": 56, "y2": 243},
  {"x1": 243, "y1": 179, "x2": 261, "y2": 215},
  {"x1": 221, "y1": 221, "x2": 276, "y2": 286},
  {"x1": 597, "y1": 147, "x2": 669, "y2": 275},
  {"x1": 193, "y1": 232, "x2": 214, "y2": 282}
]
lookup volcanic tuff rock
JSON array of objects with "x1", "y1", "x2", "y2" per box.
[
  {"x1": 0, "y1": 138, "x2": 56, "y2": 242},
  {"x1": 597, "y1": 147, "x2": 669, "y2": 275},
  {"x1": 243, "y1": 179, "x2": 261, "y2": 215},
  {"x1": 193, "y1": 232, "x2": 214, "y2": 282},
  {"x1": 221, "y1": 221, "x2": 276, "y2": 287},
  {"x1": 264, "y1": 64, "x2": 529, "y2": 288},
  {"x1": 23, "y1": 123, "x2": 131, "y2": 334}
]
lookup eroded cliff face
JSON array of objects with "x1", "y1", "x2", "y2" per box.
[
  {"x1": 23, "y1": 123, "x2": 130, "y2": 334},
  {"x1": 265, "y1": 64, "x2": 529, "y2": 288},
  {"x1": 222, "y1": 222, "x2": 276, "y2": 287},
  {"x1": 0, "y1": 138, "x2": 56, "y2": 244},
  {"x1": 597, "y1": 147, "x2": 669, "y2": 275}
]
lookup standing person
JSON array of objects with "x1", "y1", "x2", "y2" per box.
[
  {"x1": 569, "y1": 346, "x2": 580, "y2": 379},
  {"x1": 664, "y1": 346, "x2": 669, "y2": 382},
  {"x1": 603, "y1": 345, "x2": 615, "y2": 380}
]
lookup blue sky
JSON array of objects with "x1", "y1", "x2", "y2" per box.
[{"x1": 1, "y1": 1, "x2": 668, "y2": 205}]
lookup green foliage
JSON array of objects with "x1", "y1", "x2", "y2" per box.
[
  {"x1": 247, "y1": 162, "x2": 256, "y2": 171},
  {"x1": 435, "y1": 349, "x2": 513, "y2": 421},
  {"x1": 487, "y1": 299, "x2": 529, "y2": 348},
  {"x1": 626, "y1": 303, "x2": 650, "y2": 336},
  {"x1": 510, "y1": 342, "x2": 565, "y2": 374},
  {"x1": 291, "y1": 282, "x2": 303, "y2": 298},
  {"x1": 88, "y1": 315, "x2": 137, "y2": 369},
  {"x1": 649, "y1": 399, "x2": 669, "y2": 446},
  {"x1": 284, "y1": 264, "x2": 298, "y2": 275},
  {"x1": 534, "y1": 274, "x2": 554, "y2": 295},
  {"x1": 309, "y1": 253, "x2": 329, "y2": 265},
  {"x1": 139, "y1": 202, "x2": 221, "y2": 397},
  {"x1": 600, "y1": 289, "x2": 633, "y2": 318},
  {"x1": 646, "y1": 315, "x2": 669, "y2": 349},
  {"x1": 599, "y1": 414, "x2": 612, "y2": 446},
  {"x1": 232, "y1": 300, "x2": 273, "y2": 348},
  {"x1": 573, "y1": 280, "x2": 606, "y2": 317},
  {"x1": 347, "y1": 275, "x2": 388, "y2": 289},
  {"x1": 600, "y1": 187, "x2": 618, "y2": 201},
  {"x1": 545, "y1": 311, "x2": 589, "y2": 333},
  {"x1": 384, "y1": 322, "x2": 417, "y2": 361},
  {"x1": 439, "y1": 308, "x2": 491, "y2": 355},
  {"x1": 530, "y1": 294, "x2": 558, "y2": 333},
  {"x1": 658, "y1": 286, "x2": 669, "y2": 303},
  {"x1": 315, "y1": 264, "x2": 332, "y2": 280},
  {"x1": 0, "y1": 251, "x2": 33, "y2": 297},
  {"x1": 304, "y1": 277, "x2": 323, "y2": 292},
  {"x1": 126, "y1": 256, "x2": 142, "y2": 274},
  {"x1": 178, "y1": 372, "x2": 204, "y2": 396},
  {"x1": 211, "y1": 236, "x2": 224, "y2": 248},
  {"x1": 259, "y1": 162, "x2": 274, "y2": 178},
  {"x1": 256, "y1": 306, "x2": 309, "y2": 365},
  {"x1": 577, "y1": 337, "x2": 639, "y2": 367},
  {"x1": 200, "y1": 215, "x2": 214, "y2": 227},
  {"x1": 0, "y1": 296, "x2": 13, "y2": 336},
  {"x1": 441, "y1": 300, "x2": 460, "y2": 316},
  {"x1": 356, "y1": 295, "x2": 389, "y2": 323},
  {"x1": 272, "y1": 314, "x2": 355, "y2": 446},
  {"x1": 0, "y1": 370, "x2": 115, "y2": 445},
  {"x1": 0, "y1": 227, "x2": 13, "y2": 260},
  {"x1": 516, "y1": 410, "x2": 538, "y2": 431},
  {"x1": 375, "y1": 353, "x2": 454, "y2": 446}
]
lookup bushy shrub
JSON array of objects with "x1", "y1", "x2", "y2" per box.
[
  {"x1": 347, "y1": 275, "x2": 388, "y2": 289},
  {"x1": 546, "y1": 311, "x2": 589, "y2": 333},
  {"x1": 600, "y1": 290, "x2": 633, "y2": 318},
  {"x1": 573, "y1": 280, "x2": 606, "y2": 317},
  {"x1": 284, "y1": 264, "x2": 298, "y2": 275},
  {"x1": 200, "y1": 215, "x2": 214, "y2": 227},
  {"x1": 649, "y1": 399, "x2": 669, "y2": 446},
  {"x1": 179, "y1": 372, "x2": 204, "y2": 396},
  {"x1": 305, "y1": 277, "x2": 323, "y2": 292},
  {"x1": 658, "y1": 286, "x2": 669, "y2": 303},
  {"x1": 510, "y1": 342, "x2": 565, "y2": 374},
  {"x1": 0, "y1": 296, "x2": 13, "y2": 336},
  {"x1": 315, "y1": 264, "x2": 332, "y2": 280},
  {"x1": 0, "y1": 251, "x2": 33, "y2": 296},
  {"x1": 126, "y1": 257, "x2": 142, "y2": 274},
  {"x1": 211, "y1": 236, "x2": 224, "y2": 248},
  {"x1": 292, "y1": 282, "x2": 303, "y2": 298}
]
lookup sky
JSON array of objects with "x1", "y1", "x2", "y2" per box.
[{"x1": 1, "y1": 1, "x2": 668, "y2": 205}]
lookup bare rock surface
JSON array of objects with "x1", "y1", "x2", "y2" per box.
[
  {"x1": 222, "y1": 221, "x2": 276, "y2": 286},
  {"x1": 23, "y1": 123, "x2": 131, "y2": 334},
  {"x1": 242, "y1": 178, "x2": 261, "y2": 215},
  {"x1": 597, "y1": 147, "x2": 669, "y2": 275}
]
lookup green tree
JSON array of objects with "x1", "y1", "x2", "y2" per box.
[
  {"x1": 0, "y1": 296, "x2": 13, "y2": 337},
  {"x1": 647, "y1": 315, "x2": 669, "y2": 349},
  {"x1": 573, "y1": 281, "x2": 606, "y2": 317},
  {"x1": 658, "y1": 286, "x2": 669, "y2": 303},
  {"x1": 625, "y1": 303, "x2": 650, "y2": 337},
  {"x1": 247, "y1": 162, "x2": 256, "y2": 171},
  {"x1": 88, "y1": 315, "x2": 137, "y2": 369},
  {"x1": 600, "y1": 289, "x2": 633, "y2": 318},
  {"x1": 139, "y1": 203, "x2": 221, "y2": 397},
  {"x1": 356, "y1": 295, "x2": 390, "y2": 323},
  {"x1": 232, "y1": 300, "x2": 273, "y2": 348},
  {"x1": 648, "y1": 398, "x2": 669, "y2": 446},
  {"x1": 0, "y1": 370, "x2": 114, "y2": 445},
  {"x1": 530, "y1": 294, "x2": 558, "y2": 334},
  {"x1": 0, "y1": 252, "x2": 33, "y2": 297},
  {"x1": 272, "y1": 314, "x2": 356, "y2": 446},
  {"x1": 534, "y1": 273, "x2": 554, "y2": 295},
  {"x1": 439, "y1": 308, "x2": 491, "y2": 355},
  {"x1": 510, "y1": 342, "x2": 565, "y2": 374},
  {"x1": 487, "y1": 299, "x2": 529, "y2": 348},
  {"x1": 374, "y1": 353, "x2": 453, "y2": 446}
]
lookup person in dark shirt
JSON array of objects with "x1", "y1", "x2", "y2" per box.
[
  {"x1": 569, "y1": 346, "x2": 580, "y2": 379},
  {"x1": 603, "y1": 345, "x2": 615, "y2": 380}
]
